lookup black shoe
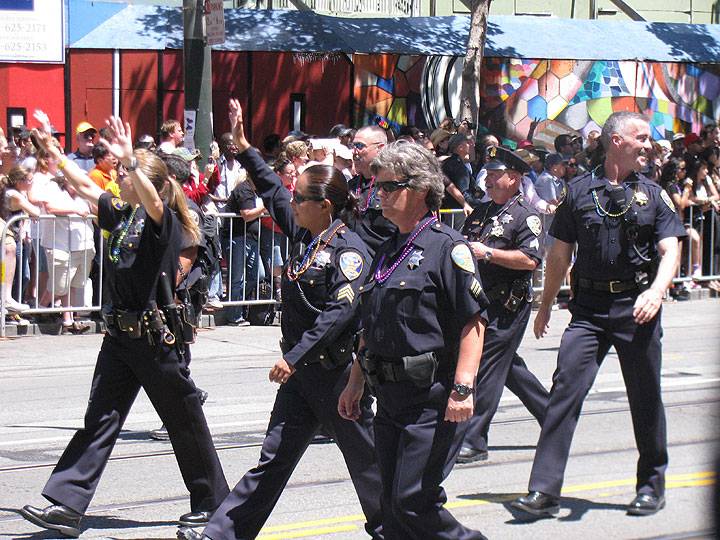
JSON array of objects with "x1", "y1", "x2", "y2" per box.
[
  {"x1": 627, "y1": 493, "x2": 665, "y2": 516},
  {"x1": 510, "y1": 491, "x2": 560, "y2": 518},
  {"x1": 456, "y1": 446, "x2": 489, "y2": 464},
  {"x1": 178, "y1": 510, "x2": 213, "y2": 527},
  {"x1": 19, "y1": 504, "x2": 82, "y2": 538},
  {"x1": 177, "y1": 527, "x2": 208, "y2": 540},
  {"x1": 149, "y1": 424, "x2": 170, "y2": 440}
]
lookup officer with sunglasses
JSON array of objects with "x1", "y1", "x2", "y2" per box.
[
  {"x1": 512, "y1": 112, "x2": 686, "y2": 519},
  {"x1": 457, "y1": 146, "x2": 550, "y2": 464},
  {"x1": 340, "y1": 141, "x2": 490, "y2": 539},
  {"x1": 177, "y1": 99, "x2": 384, "y2": 540}
]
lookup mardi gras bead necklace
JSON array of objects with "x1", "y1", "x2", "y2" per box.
[
  {"x1": 287, "y1": 222, "x2": 344, "y2": 281},
  {"x1": 108, "y1": 206, "x2": 138, "y2": 264}
]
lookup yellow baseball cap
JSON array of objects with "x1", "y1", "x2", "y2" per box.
[{"x1": 75, "y1": 121, "x2": 96, "y2": 134}]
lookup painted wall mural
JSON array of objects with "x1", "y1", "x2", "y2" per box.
[{"x1": 353, "y1": 54, "x2": 720, "y2": 146}]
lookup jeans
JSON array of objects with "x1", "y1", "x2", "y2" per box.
[{"x1": 225, "y1": 234, "x2": 263, "y2": 322}]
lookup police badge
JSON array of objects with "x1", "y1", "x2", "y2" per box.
[{"x1": 407, "y1": 249, "x2": 424, "y2": 269}]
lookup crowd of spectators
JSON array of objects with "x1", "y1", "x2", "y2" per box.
[{"x1": 1, "y1": 109, "x2": 718, "y2": 328}]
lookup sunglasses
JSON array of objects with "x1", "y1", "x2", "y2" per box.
[
  {"x1": 351, "y1": 141, "x2": 381, "y2": 151},
  {"x1": 82, "y1": 132, "x2": 97, "y2": 140},
  {"x1": 376, "y1": 180, "x2": 411, "y2": 193},
  {"x1": 292, "y1": 192, "x2": 325, "y2": 204}
]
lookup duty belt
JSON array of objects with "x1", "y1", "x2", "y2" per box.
[
  {"x1": 360, "y1": 352, "x2": 440, "y2": 389},
  {"x1": 102, "y1": 306, "x2": 178, "y2": 346},
  {"x1": 577, "y1": 278, "x2": 639, "y2": 294},
  {"x1": 486, "y1": 278, "x2": 531, "y2": 312}
]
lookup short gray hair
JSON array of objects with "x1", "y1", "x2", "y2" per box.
[
  {"x1": 370, "y1": 141, "x2": 445, "y2": 211},
  {"x1": 355, "y1": 125, "x2": 388, "y2": 144},
  {"x1": 600, "y1": 111, "x2": 649, "y2": 150}
]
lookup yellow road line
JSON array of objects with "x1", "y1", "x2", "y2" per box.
[{"x1": 255, "y1": 471, "x2": 715, "y2": 539}]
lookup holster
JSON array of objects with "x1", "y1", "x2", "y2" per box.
[
  {"x1": 357, "y1": 349, "x2": 380, "y2": 391},
  {"x1": 164, "y1": 303, "x2": 195, "y2": 345},
  {"x1": 401, "y1": 351, "x2": 438, "y2": 388},
  {"x1": 279, "y1": 333, "x2": 354, "y2": 370},
  {"x1": 488, "y1": 279, "x2": 531, "y2": 313}
]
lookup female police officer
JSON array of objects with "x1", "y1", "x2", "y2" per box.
[
  {"x1": 177, "y1": 99, "x2": 383, "y2": 540},
  {"x1": 20, "y1": 118, "x2": 229, "y2": 538},
  {"x1": 339, "y1": 141, "x2": 490, "y2": 540}
]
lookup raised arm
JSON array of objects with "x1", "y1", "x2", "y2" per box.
[
  {"x1": 31, "y1": 129, "x2": 105, "y2": 205},
  {"x1": 228, "y1": 99, "x2": 300, "y2": 239},
  {"x1": 100, "y1": 117, "x2": 165, "y2": 226}
]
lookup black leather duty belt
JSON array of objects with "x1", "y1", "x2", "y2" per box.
[{"x1": 577, "y1": 278, "x2": 639, "y2": 294}]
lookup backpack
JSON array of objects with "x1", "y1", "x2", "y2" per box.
[{"x1": 180, "y1": 199, "x2": 222, "y2": 323}]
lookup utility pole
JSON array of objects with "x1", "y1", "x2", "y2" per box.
[{"x1": 183, "y1": 0, "x2": 213, "y2": 166}]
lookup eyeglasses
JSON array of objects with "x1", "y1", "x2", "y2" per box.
[
  {"x1": 376, "y1": 180, "x2": 411, "y2": 193},
  {"x1": 292, "y1": 192, "x2": 325, "y2": 204},
  {"x1": 82, "y1": 132, "x2": 97, "y2": 140},
  {"x1": 351, "y1": 141, "x2": 381, "y2": 151}
]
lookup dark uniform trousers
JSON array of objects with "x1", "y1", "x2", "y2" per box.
[
  {"x1": 43, "y1": 334, "x2": 229, "y2": 515},
  {"x1": 374, "y1": 380, "x2": 487, "y2": 540},
  {"x1": 463, "y1": 300, "x2": 549, "y2": 452},
  {"x1": 203, "y1": 362, "x2": 383, "y2": 540},
  {"x1": 528, "y1": 293, "x2": 667, "y2": 498}
]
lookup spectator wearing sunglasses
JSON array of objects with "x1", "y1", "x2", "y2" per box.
[{"x1": 67, "y1": 122, "x2": 98, "y2": 173}]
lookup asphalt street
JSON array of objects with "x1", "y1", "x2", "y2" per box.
[{"x1": 0, "y1": 298, "x2": 717, "y2": 540}]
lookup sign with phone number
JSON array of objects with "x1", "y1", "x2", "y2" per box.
[{"x1": 0, "y1": 0, "x2": 63, "y2": 63}]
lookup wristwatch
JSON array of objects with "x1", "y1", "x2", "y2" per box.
[
  {"x1": 452, "y1": 383, "x2": 474, "y2": 398},
  {"x1": 126, "y1": 156, "x2": 139, "y2": 172},
  {"x1": 483, "y1": 248, "x2": 493, "y2": 262}
]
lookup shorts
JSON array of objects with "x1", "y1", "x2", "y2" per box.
[{"x1": 46, "y1": 247, "x2": 95, "y2": 297}]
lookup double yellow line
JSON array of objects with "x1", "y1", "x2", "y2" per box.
[{"x1": 256, "y1": 471, "x2": 716, "y2": 539}]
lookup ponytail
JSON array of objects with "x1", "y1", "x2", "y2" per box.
[{"x1": 163, "y1": 179, "x2": 201, "y2": 246}]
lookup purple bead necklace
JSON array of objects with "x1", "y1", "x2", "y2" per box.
[{"x1": 374, "y1": 216, "x2": 437, "y2": 284}]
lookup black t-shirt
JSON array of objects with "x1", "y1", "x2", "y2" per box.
[
  {"x1": 98, "y1": 192, "x2": 181, "y2": 311},
  {"x1": 226, "y1": 181, "x2": 260, "y2": 240}
]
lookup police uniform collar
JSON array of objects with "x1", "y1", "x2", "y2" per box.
[
  {"x1": 324, "y1": 218, "x2": 346, "y2": 247},
  {"x1": 388, "y1": 214, "x2": 435, "y2": 254}
]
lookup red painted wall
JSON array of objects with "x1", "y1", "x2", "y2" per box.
[
  {"x1": 68, "y1": 50, "x2": 113, "y2": 151},
  {"x1": 1, "y1": 49, "x2": 353, "y2": 151},
  {"x1": 250, "y1": 52, "x2": 353, "y2": 145},
  {"x1": 120, "y1": 50, "x2": 159, "y2": 140},
  {"x1": 0, "y1": 63, "x2": 65, "y2": 143}
]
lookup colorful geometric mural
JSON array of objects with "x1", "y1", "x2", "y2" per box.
[{"x1": 354, "y1": 55, "x2": 720, "y2": 145}]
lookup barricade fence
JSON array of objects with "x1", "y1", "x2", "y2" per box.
[{"x1": 1, "y1": 207, "x2": 718, "y2": 337}]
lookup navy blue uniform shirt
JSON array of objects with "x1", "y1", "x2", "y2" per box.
[
  {"x1": 238, "y1": 148, "x2": 371, "y2": 367},
  {"x1": 462, "y1": 194, "x2": 542, "y2": 289},
  {"x1": 550, "y1": 170, "x2": 686, "y2": 281},
  {"x1": 347, "y1": 174, "x2": 397, "y2": 258},
  {"x1": 98, "y1": 192, "x2": 181, "y2": 311},
  {"x1": 360, "y1": 218, "x2": 489, "y2": 361}
]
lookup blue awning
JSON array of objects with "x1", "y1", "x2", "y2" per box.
[{"x1": 68, "y1": 1, "x2": 720, "y2": 63}]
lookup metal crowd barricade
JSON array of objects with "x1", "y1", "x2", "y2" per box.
[
  {"x1": 1, "y1": 213, "x2": 100, "y2": 338},
  {"x1": 2, "y1": 205, "x2": 718, "y2": 337}
]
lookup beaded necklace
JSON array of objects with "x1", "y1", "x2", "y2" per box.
[
  {"x1": 108, "y1": 206, "x2": 138, "y2": 264},
  {"x1": 286, "y1": 222, "x2": 344, "y2": 281},
  {"x1": 374, "y1": 216, "x2": 437, "y2": 284},
  {"x1": 356, "y1": 176, "x2": 376, "y2": 213},
  {"x1": 592, "y1": 188, "x2": 636, "y2": 218}
]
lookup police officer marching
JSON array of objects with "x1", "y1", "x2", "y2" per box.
[
  {"x1": 339, "y1": 140, "x2": 490, "y2": 539},
  {"x1": 21, "y1": 119, "x2": 229, "y2": 538},
  {"x1": 512, "y1": 111, "x2": 686, "y2": 518},
  {"x1": 457, "y1": 146, "x2": 550, "y2": 464},
  {"x1": 177, "y1": 99, "x2": 384, "y2": 540}
]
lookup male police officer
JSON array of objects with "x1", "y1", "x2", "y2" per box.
[
  {"x1": 512, "y1": 111, "x2": 685, "y2": 518},
  {"x1": 458, "y1": 146, "x2": 549, "y2": 463},
  {"x1": 348, "y1": 126, "x2": 397, "y2": 257}
]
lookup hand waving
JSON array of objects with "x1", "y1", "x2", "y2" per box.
[
  {"x1": 228, "y1": 99, "x2": 250, "y2": 152},
  {"x1": 98, "y1": 116, "x2": 134, "y2": 164}
]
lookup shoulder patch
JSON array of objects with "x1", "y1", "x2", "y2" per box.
[
  {"x1": 526, "y1": 215, "x2": 542, "y2": 236},
  {"x1": 339, "y1": 250, "x2": 363, "y2": 281},
  {"x1": 111, "y1": 197, "x2": 127, "y2": 211},
  {"x1": 451, "y1": 243, "x2": 475, "y2": 273},
  {"x1": 661, "y1": 190, "x2": 676, "y2": 213}
]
